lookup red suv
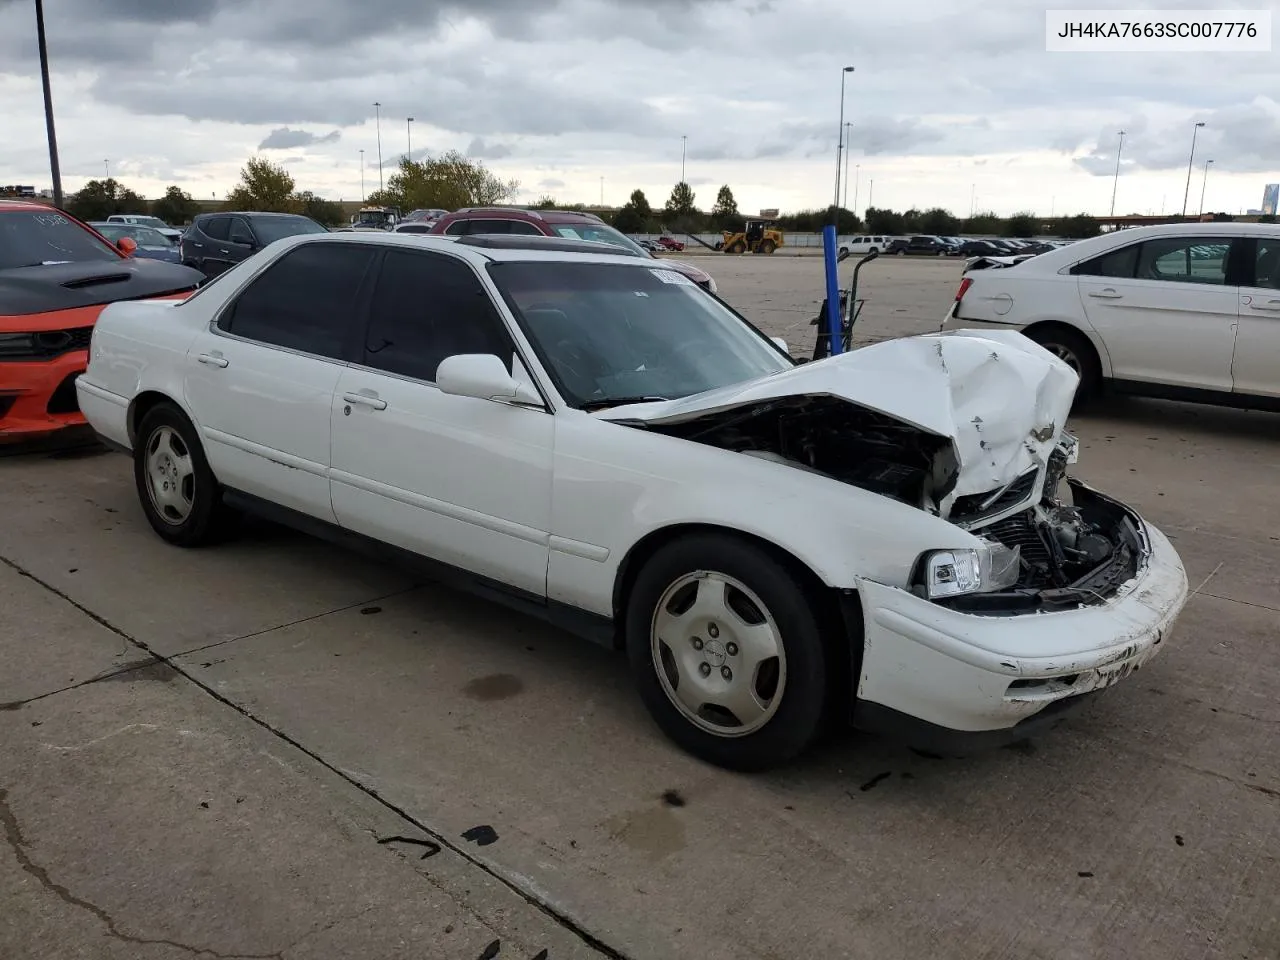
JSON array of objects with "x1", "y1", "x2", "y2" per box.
[{"x1": 429, "y1": 208, "x2": 717, "y2": 293}]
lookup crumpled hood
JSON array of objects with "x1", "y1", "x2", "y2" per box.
[{"x1": 599, "y1": 329, "x2": 1079, "y2": 497}]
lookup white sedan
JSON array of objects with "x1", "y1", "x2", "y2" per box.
[
  {"x1": 943, "y1": 222, "x2": 1280, "y2": 407},
  {"x1": 76, "y1": 231, "x2": 1189, "y2": 770}
]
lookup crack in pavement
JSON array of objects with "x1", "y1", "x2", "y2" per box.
[
  {"x1": 0, "y1": 788, "x2": 282, "y2": 960},
  {"x1": 0, "y1": 552, "x2": 629, "y2": 960}
]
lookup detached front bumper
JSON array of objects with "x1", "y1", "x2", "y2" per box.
[
  {"x1": 851, "y1": 514, "x2": 1188, "y2": 752},
  {"x1": 0, "y1": 352, "x2": 89, "y2": 443}
]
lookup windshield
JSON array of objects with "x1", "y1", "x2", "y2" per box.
[
  {"x1": 489, "y1": 261, "x2": 791, "y2": 409},
  {"x1": 0, "y1": 209, "x2": 119, "y2": 270},
  {"x1": 132, "y1": 216, "x2": 169, "y2": 229},
  {"x1": 252, "y1": 215, "x2": 328, "y2": 244},
  {"x1": 548, "y1": 222, "x2": 649, "y2": 257},
  {"x1": 98, "y1": 223, "x2": 173, "y2": 247}
]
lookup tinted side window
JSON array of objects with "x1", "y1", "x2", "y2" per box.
[
  {"x1": 221, "y1": 244, "x2": 374, "y2": 358},
  {"x1": 1075, "y1": 244, "x2": 1138, "y2": 278},
  {"x1": 1251, "y1": 237, "x2": 1280, "y2": 290},
  {"x1": 1136, "y1": 236, "x2": 1231, "y2": 284},
  {"x1": 443, "y1": 219, "x2": 471, "y2": 236},
  {"x1": 507, "y1": 220, "x2": 543, "y2": 236},
  {"x1": 466, "y1": 219, "x2": 512, "y2": 235},
  {"x1": 362, "y1": 250, "x2": 513, "y2": 382},
  {"x1": 202, "y1": 217, "x2": 230, "y2": 241},
  {"x1": 228, "y1": 218, "x2": 254, "y2": 245}
]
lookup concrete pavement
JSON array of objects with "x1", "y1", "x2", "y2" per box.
[{"x1": 2, "y1": 257, "x2": 1277, "y2": 959}]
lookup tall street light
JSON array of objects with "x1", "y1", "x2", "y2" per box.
[
  {"x1": 1181, "y1": 121, "x2": 1205, "y2": 218},
  {"x1": 1109, "y1": 130, "x2": 1125, "y2": 217},
  {"x1": 680, "y1": 135, "x2": 687, "y2": 184},
  {"x1": 103, "y1": 159, "x2": 109, "y2": 179},
  {"x1": 841, "y1": 121, "x2": 853, "y2": 216},
  {"x1": 1199, "y1": 159, "x2": 1214, "y2": 216},
  {"x1": 832, "y1": 65, "x2": 855, "y2": 226},
  {"x1": 34, "y1": 0, "x2": 63, "y2": 207},
  {"x1": 359, "y1": 149, "x2": 365, "y2": 202},
  {"x1": 853, "y1": 163, "x2": 861, "y2": 217},
  {"x1": 406, "y1": 117, "x2": 414, "y2": 162},
  {"x1": 373, "y1": 102, "x2": 384, "y2": 192}
]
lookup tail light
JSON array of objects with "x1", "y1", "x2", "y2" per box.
[{"x1": 955, "y1": 276, "x2": 973, "y2": 304}]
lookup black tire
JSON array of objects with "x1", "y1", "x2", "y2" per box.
[
  {"x1": 759, "y1": 239, "x2": 777, "y2": 255},
  {"x1": 625, "y1": 533, "x2": 829, "y2": 771},
  {"x1": 896, "y1": 248, "x2": 906, "y2": 256},
  {"x1": 1022, "y1": 325, "x2": 1102, "y2": 402},
  {"x1": 728, "y1": 240, "x2": 746, "y2": 254},
  {"x1": 133, "y1": 402, "x2": 234, "y2": 546},
  {"x1": 868, "y1": 247, "x2": 879, "y2": 254}
]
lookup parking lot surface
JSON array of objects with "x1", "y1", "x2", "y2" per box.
[{"x1": 2, "y1": 256, "x2": 1277, "y2": 960}]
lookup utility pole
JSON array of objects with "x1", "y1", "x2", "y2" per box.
[
  {"x1": 853, "y1": 164, "x2": 861, "y2": 218},
  {"x1": 103, "y1": 159, "x2": 109, "y2": 180},
  {"x1": 1199, "y1": 159, "x2": 1214, "y2": 216},
  {"x1": 406, "y1": 116, "x2": 414, "y2": 162},
  {"x1": 359, "y1": 149, "x2": 365, "y2": 202},
  {"x1": 373, "y1": 102, "x2": 383, "y2": 192},
  {"x1": 1181, "y1": 121, "x2": 1205, "y2": 218},
  {"x1": 680, "y1": 135, "x2": 687, "y2": 184},
  {"x1": 832, "y1": 65, "x2": 854, "y2": 227},
  {"x1": 34, "y1": 0, "x2": 63, "y2": 208},
  {"x1": 1110, "y1": 130, "x2": 1125, "y2": 217},
  {"x1": 867, "y1": 178, "x2": 874, "y2": 213},
  {"x1": 841, "y1": 121, "x2": 853, "y2": 216}
]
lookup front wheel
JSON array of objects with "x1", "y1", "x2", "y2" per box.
[
  {"x1": 133, "y1": 402, "x2": 235, "y2": 546},
  {"x1": 758, "y1": 239, "x2": 776, "y2": 254},
  {"x1": 728, "y1": 241, "x2": 746, "y2": 254},
  {"x1": 626, "y1": 534, "x2": 829, "y2": 771}
]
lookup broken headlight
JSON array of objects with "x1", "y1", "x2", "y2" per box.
[{"x1": 916, "y1": 541, "x2": 1021, "y2": 599}]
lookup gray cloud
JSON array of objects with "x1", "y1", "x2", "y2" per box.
[
  {"x1": 467, "y1": 137, "x2": 514, "y2": 160},
  {"x1": 538, "y1": 177, "x2": 567, "y2": 189},
  {"x1": 258, "y1": 127, "x2": 341, "y2": 150}
]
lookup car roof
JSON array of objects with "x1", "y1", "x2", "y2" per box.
[
  {"x1": 197, "y1": 211, "x2": 311, "y2": 219},
  {"x1": 1004, "y1": 221, "x2": 1280, "y2": 273},
  {"x1": 268, "y1": 229, "x2": 660, "y2": 269},
  {"x1": 443, "y1": 206, "x2": 605, "y2": 224}
]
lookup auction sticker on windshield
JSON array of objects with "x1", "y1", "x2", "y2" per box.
[{"x1": 649, "y1": 268, "x2": 693, "y2": 285}]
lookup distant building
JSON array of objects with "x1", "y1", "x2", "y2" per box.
[{"x1": 1263, "y1": 184, "x2": 1279, "y2": 216}]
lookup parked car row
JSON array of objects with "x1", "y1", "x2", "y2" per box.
[{"x1": 840, "y1": 234, "x2": 1076, "y2": 259}]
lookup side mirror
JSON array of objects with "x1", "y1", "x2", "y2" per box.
[
  {"x1": 116, "y1": 236, "x2": 137, "y2": 256},
  {"x1": 770, "y1": 336, "x2": 790, "y2": 355},
  {"x1": 436, "y1": 354, "x2": 543, "y2": 407}
]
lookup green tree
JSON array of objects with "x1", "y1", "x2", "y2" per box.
[
  {"x1": 628, "y1": 188, "x2": 652, "y2": 220},
  {"x1": 900, "y1": 208, "x2": 924, "y2": 232},
  {"x1": 533, "y1": 195, "x2": 557, "y2": 209},
  {"x1": 375, "y1": 152, "x2": 519, "y2": 212},
  {"x1": 865, "y1": 206, "x2": 905, "y2": 235},
  {"x1": 1056, "y1": 214, "x2": 1101, "y2": 239},
  {"x1": 150, "y1": 185, "x2": 200, "y2": 226},
  {"x1": 1259, "y1": 213, "x2": 1277, "y2": 224},
  {"x1": 963, "y1": 211, "x2": 1003, "y2": 235},
  {"x1": 294, "y1": 190, "x2": 344, "y2": 226},
  {"x1": 711, "y1": 185, "x2": 738, "y2": 218},
  {"x1": 920, "y1": 207, "x2": 959, "y2": 235},
  {"x1": 225, "y1": 157, "x2": 301, "y2": 212},
  {"x1": 1004, "y1": 211, "x2": 1040, "y2": 237},
  {"x1": 611, "y1": 203, "x2": 646, "y2": 234},
  {"x1": 665, "y1": 181, "x2": 696, "y2": 217},
  {"x1": 67, "y1": 178, "x2": 147, "y2": 221}
]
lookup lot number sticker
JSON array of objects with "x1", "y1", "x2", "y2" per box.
[{"x1": 650, "y1": 268, "x2": 693, "y2": 285}]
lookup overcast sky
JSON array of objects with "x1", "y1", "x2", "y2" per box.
[{"x1": 2, "y1": 0, "x2": 1278, "y2": 217}]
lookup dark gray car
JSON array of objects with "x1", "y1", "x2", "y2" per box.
[{"x1": 180, "y1": 212, "x2": 327, "y2": 278}]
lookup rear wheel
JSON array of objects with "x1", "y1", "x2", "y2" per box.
[
  {"x1": 133, "y1": 403, "x2": 235, "y2": 546},
  {"x1": 1023, "y1": 325, "x2": 1102, "y2": 401},
  {"x1": 626, "y1": 533, "x2": 829, "y2": 771},
  {"x1": 758, "y1": 239, "x2": 777, "y2": 255},
  {"x1": 728, "y1": 240, "x2": 746, "y2": 254},
  {"x1": 896, "y1": 248, "x2": 907, "y2": 256}
]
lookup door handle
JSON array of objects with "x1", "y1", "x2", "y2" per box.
[
  {"x1": 219, "y1": 248, "x2": 229, "y2": 254},
  {"x1": 1088, "y1": 288, "x2": 1122, "y2": 299},
  {"x1": 342, "y1": 391, "x2": 387, "y2": 410},
  {"x1": 196, "y1": 353, "x2": 229, "y2": 368}
]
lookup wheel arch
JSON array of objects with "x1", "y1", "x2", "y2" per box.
[
  {"x1": 610, "y1": 522, "x2": 862, "y2": 711},
  {"x1": 127, "y1": 390, "x2": 190, "y2": 447},
  {"x1": 1020, "y1": 318, "x2": 1111, "y2": 379}
]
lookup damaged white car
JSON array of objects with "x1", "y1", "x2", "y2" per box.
[{"x1": 75, "y1": 232, "x2": 1190, "y2": 771}]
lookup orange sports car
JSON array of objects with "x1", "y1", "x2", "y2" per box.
[{"x1": 0, "y1": 201, "x2": 203, "y2": 444}]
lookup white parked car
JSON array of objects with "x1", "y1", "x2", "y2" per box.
[
  {"x1": 838, "y1": 235, "x2": 889, "y2": 257},
  {"x1": 76, "y1": 232, "x2": 1189, "y2": 770},
  {"x1": 106, "y1": 213, "x2": 183, "y2": 243},
  {"x1": 943, "y1": 222, "x2": 1280, "y2": 406}
]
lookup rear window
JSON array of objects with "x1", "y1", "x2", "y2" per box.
[
  {"x1": 250, "y1": 215, "x2": 327, "y2": 245},
  {"x1": 0, "y1": 209, "x2": 119, "y2": 270}
]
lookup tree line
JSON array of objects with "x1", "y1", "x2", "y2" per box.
[{"x1": 62, "y1": 153, "x2": 1115, "y2": 239}]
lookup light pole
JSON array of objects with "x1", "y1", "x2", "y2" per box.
[
  {"x1": 406, "y1": 117, "x2": 414, "y2": 162},
  {"x1": 600, "y1": 176, "x2": 604, "y2": 205},
  {"x1": 34, "y1": 0, "x2": 63, "y2": 207},
  {"x1": 1109, "y1": 130, "x2": 1125, "y2": 217},
  {"x1": 867, "y1": 178, "x2": 874, "y2": 213},
  {"x1": 1181, "y1": 121, "x2": 1205, "y2": 218},
  {"x1": 680, "y1": 135, "x2": 687, "y2": 184},
  {"x1": 841, "y1": 121, "x2": 853, "y2": 217},
  {"x1": 103, "y1": 159, "x2": 109, "y2": 180},
  {"x1": 1199, "y1": 159, "x2": 1214, "y2": 216},
  {"x1": 832, "y1": 65, "x2": 854, "y2": 226},
  {"x1": 853, "y1": 164, "x2": 861, "y2": 218},
  {"x1": 970, "y1": 183, "x2": 976, "y2": 218},
  {"x1": 373, "y1": 102, "x2": 383, "y2": 192},
  {"x1": 359, "y1": 149, "x2": 365, "y2": 202}
]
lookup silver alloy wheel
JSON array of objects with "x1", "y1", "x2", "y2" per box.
[
  {"x1": 1044, "y1": 342, "x2": 1082, "y2": 374},
  {"x1": 649, "y1": 571, "x2": 788, "y2": 738},
  {"x1": 144, "y1": 424, "x2": 195, "y2": 524}
]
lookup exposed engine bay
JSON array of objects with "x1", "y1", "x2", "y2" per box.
[{"x1": 647, "y1": 395, "x2": 1144, "y2": 611}]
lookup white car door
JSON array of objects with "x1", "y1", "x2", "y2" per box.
[
  {"x1": 1075, "y1": 234, "x2": 1239, "y2": 391},
  {"x1": 185, "y1": 242, "x2": 377, "y2": 521},
  {"x1": 329, "y1": 247, "x2": 553, "y2": 596},
  {"x1": 1233, "y1": 233, "x2": 1280, "y2": 398}
]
